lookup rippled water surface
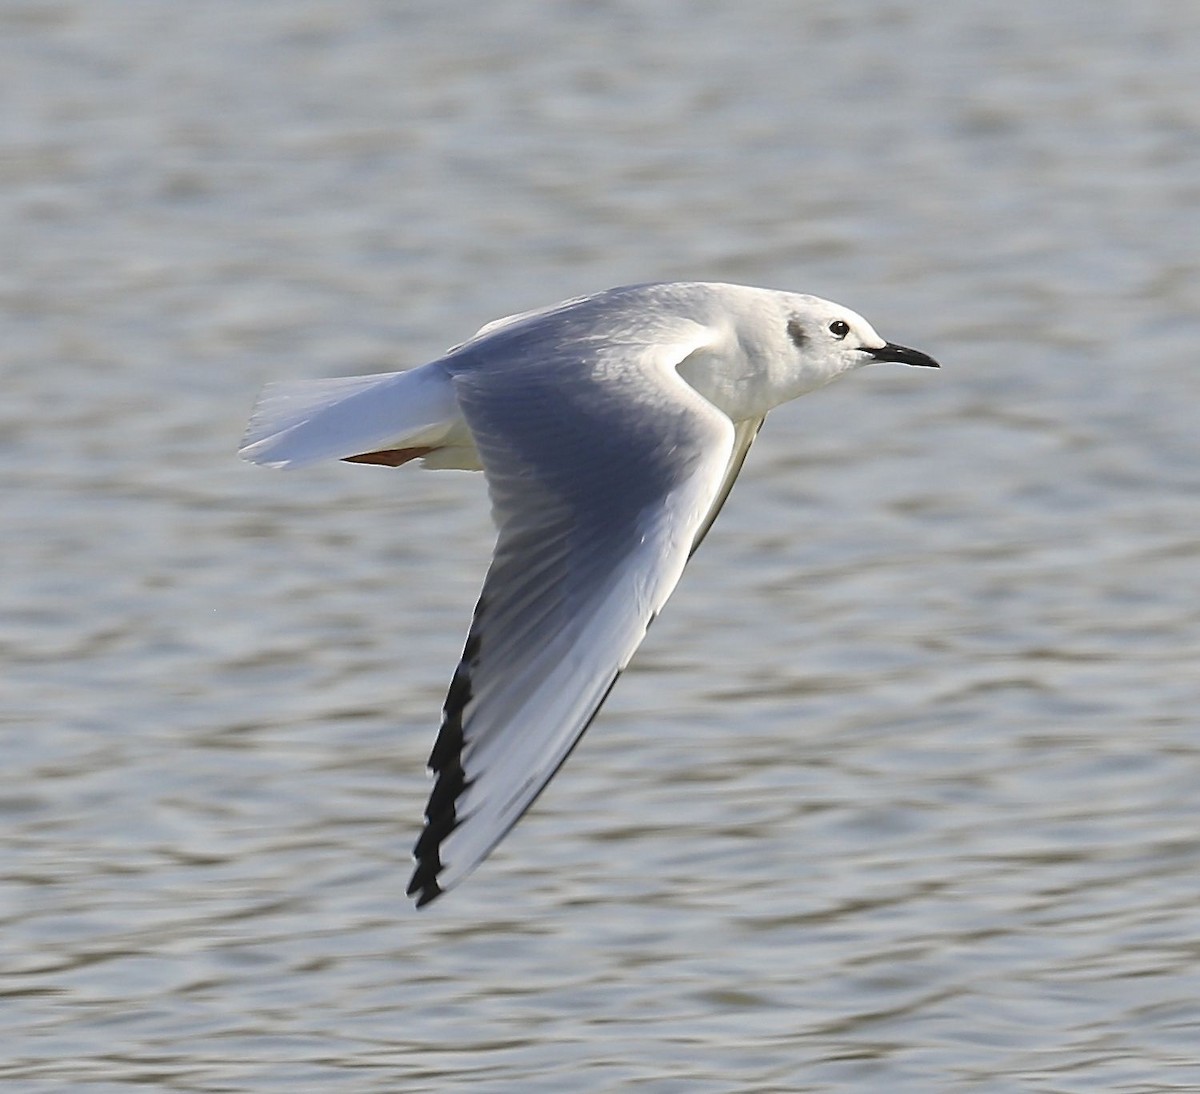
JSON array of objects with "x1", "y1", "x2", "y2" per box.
[{"x1": 4, "y1": 2, "x2": 1200, "y2": 1089}]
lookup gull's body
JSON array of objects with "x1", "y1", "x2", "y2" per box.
[{"x1": 240, "y1": 281, "x2": 938, "y2": 906}]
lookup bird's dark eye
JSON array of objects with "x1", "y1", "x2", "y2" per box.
[{"x1": 829, "y1": 320, "x2": 850, "y2": 339}]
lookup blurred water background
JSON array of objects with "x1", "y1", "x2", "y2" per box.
[{"x1": 3, "y1": 1, "x2": 1200, "y2": 1090}]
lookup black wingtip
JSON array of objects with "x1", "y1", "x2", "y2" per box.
[
  {"x1": 408, "y1": 743, "x2": 465, "y2": 908},
  {"x1": 414, "y1": 886, "x2": 442, "y2": 908},
  {"x1": 408, "y1": 867, "x2": 443, "y2": 908},
  {"x1": 408, "y1": 615, "x2": 480, "y2": 908}
]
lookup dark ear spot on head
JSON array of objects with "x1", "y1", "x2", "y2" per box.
[{"x1": 787, "y1": 318, "x2": 807, "y2": 348}]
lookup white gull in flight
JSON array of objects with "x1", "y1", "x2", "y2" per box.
[{"x1": 239, "y1": 281, "x2": 938, "y2": 906}]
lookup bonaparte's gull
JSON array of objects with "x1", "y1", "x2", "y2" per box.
[{"x1": 240, "y1": 281, "x2": 938, "y2": 906}]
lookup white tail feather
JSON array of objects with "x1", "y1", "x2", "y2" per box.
[{"x1": 239, "y1": 365, "x2": 463, "y2": 468}]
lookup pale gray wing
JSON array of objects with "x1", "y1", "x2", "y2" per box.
[
  {"x1": 408, "y1": 329, "x2": 734, "y2": 906},
  {"x1": 689, "y1": 415, "x2": 765, "y2": 557}
]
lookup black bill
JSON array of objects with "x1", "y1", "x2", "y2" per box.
[{"x1": 867, "y1": 342, "x2": 940, "y2": 368}]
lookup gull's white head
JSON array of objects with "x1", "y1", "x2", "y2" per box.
[
  {"x1": 767, "y1": 291, "x2": 939, "y2": 399},
  {"x1": 677, "y1": 285, "x2": 938, "y2": 419}
]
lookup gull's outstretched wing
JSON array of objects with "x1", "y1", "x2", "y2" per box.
[{"x1": 408, "y1": 317, "x2": 736, "y2": 906}]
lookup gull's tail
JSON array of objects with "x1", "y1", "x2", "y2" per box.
[{"x1": 239, "y1": 363, "x2": 475, "y2": 469}]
